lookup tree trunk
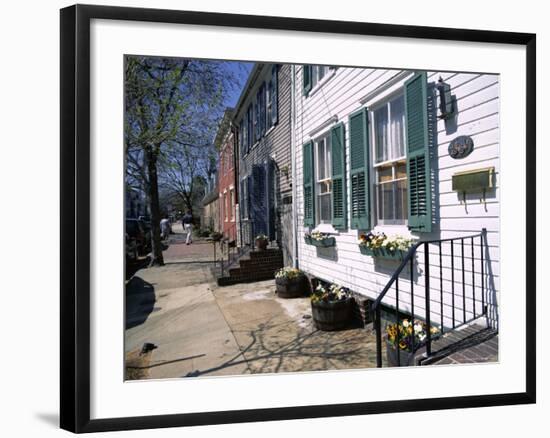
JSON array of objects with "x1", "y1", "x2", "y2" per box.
[{"x1": 146, "y1": 149, "x2": 165, "y2": 266}]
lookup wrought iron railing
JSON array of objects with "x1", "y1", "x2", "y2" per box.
[{"x1": 371, "y1": 228, "x2": 488, "y2": 367}]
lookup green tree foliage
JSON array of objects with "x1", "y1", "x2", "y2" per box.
[{"x1": 124, "y1": 56, "x2": 244, "y2": 265}]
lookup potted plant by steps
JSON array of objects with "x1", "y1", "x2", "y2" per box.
[
  {"x1": 304, "y1": 231, "x2": 336, "y2": 247},
  {"x1": 358, "y1": 231, "x2": 413, "y2": 260},
  {"x1": 385, "y1": 319, "x2": 440, "y2": 367},
  {"x1": 255, "y1": 234, "x2": 269, "y2": 250},
  {"x1": 275, "y1": 267, "x2": 309, "y2": 298},
  {"x1": 310, "y1": 282, "x2": 353, "y2": 331}
]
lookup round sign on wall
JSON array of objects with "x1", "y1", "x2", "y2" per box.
[{"x1": 448, "y1": 135, "x2": 474, "y2": 159}]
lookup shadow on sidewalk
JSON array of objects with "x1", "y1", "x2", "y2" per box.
[
  {"x1": 182, "y1": 316, "x2": 370, "y2": 378},
  {"x1": 126, "y1": 276, "x2": 156, "y2": 329}
]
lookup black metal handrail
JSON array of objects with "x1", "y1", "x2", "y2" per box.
[{"x1": 371, "y1": 228, "x2": 487, "y2": 367}]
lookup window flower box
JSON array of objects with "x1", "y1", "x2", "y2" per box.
[
  {"x1": 358, "y1": 246, "x2": 406, "y2": 261},
  {"x1": 357, "y1": 231, "x2": 413, "y2": 261},
  {"x1": 304, "y1": 231, "x2": 336, "y2": 248}
]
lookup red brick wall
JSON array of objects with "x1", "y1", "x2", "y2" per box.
[{"x1": 218, "y1": 131, "x2": 237, "y2": 241}]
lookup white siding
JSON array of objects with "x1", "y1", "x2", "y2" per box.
[{"x1": 294, "y1": 67, "x2": 500, "y2": 329}]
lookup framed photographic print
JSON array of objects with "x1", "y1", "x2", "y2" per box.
[{"x1": 60, "y1": 4, "x2": 536, "y2": 433}]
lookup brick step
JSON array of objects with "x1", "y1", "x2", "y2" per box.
[
  {"x1": 249, "y1": 249, "x2": 282, "y2": 259},
  {"x1": 419, "y1": 322, "x2": 497, "y2": 365},
  {"x1": 216, "y1": 247, "x2": 283, "y2": 286},
  {"x1": 229, "y1": 266, "x2": 281, "y2": 277},
  {"x1": 217, "y1": 272, "x2": 276, "y2": 286},
  {"x1": 239, "y1": 258, "x2": 283, "y2": 269}
]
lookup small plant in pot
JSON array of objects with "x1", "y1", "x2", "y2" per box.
[
  {"x1": 385, "y1": 319, "x2": 440, "y2": 367},
  {"x1": 255, "y1": 234, "x2": 269, "y2": 250},
  {"x1": 310, "y1": 282, "x2": 353, "y2": 331},
  {"x1": 274, "y1": 267, "x2": 308, "y2": 298}
]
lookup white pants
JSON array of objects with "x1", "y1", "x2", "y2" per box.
[{"x1": 184, "y1": 223, "x2": 193, "y2": 244}]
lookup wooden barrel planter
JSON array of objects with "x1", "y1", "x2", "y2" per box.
[
  {"x1": 256, "y1": 238, "x2": 268, "y2": 250},
  {"x1": 275, "y1": 275, "x2": 309, "y2": 298},
  {"x1": 311, "y1": 297, "x2": 353, "y2": 331},
  {"x1": 386, "y1": 341, "x2": 416, "y2": 367}
]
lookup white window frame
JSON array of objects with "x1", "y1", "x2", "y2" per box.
[
  {"x1": 369, "y1": 90, "x2": 408, "y2": 227},
  {"x1": 314, "y1": 130, "x2": 333, "y2": 227},
  {"x1": 308, "y1": 66, "x2": 337, "y2": 98},
  {"x1": 229, "y1": 187, "x2": 235, "y2": 222},
  {"x1": 223, "y1": 190, "x2": 228, "y2": 222}
]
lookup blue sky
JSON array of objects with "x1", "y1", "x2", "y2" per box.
[{"x1": 224, "y1": 61, "x2": 254, "y2": 108}]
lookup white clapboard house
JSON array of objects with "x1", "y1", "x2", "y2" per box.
[{"x1": 292, "y1": 66, "x2": 499, "y2": 361}]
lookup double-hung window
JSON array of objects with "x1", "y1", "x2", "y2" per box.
[
  {"x1": 266, "y1": 80, "x2": 273, "y2": 129},
  {"x1": 223, "y1": 191, "x2": 228, "y2": 222},
  {"x1": 240, "y1": 178, "x2": 248, "y2": 220},
  {"x1": 247, "y1": 105, "x2": 253, "y2": 150},
  {"x1": 229, "y1": 188, "x2": 235, "y2": 221},
  {"x1": 311, "y1": 65, "x2": 328, "y2": 89},
  {"x1": 372, "y1": 93, "x2": 408, "y2": 225},
  {"x1": 315, "y1": 132, "x2": 332, "y2": 224}
]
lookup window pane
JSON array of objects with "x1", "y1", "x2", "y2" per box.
[
  {"x1": 319, "y1": 193, "x2": 332, "y2": 222},
  {"x1": 317, "y1": 139, "x2": 325, "y2": 180},
  {"x1": 377, "y1": 182, "x2": 393, "y2": 221},
  {"x1": 374, "y1": 105, "x2": 388, "y2": 163},
  {"x1": 390, "y1": 94, "x2": 406, "y2": 159},
  {"x1": 377, "y1": 165, "x2": 393, "y2": 183},
  {"x1": 396, "y1": 161, "x2": 407, "y2": 179},
  {"x1": 325, "y1": 134, "x2": 332, "y2": 178},
  {"x1": 318, "y1": 65, "x2": 326, "y2": 80},
  {"x1": 319, "y1": 180, "x2": 331, "y2": 194},
  {"x1": 395, "y1": 179, "x2": 408, "y2": 220}
]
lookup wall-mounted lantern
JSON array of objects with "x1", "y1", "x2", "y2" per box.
[{"x1": 436, "y1": 76, "x2": 454, "y2": 120}]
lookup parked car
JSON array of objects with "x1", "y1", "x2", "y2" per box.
[
  {"x1": 125, "y1": 232, "x2": 138, "y2": 261},
  {"x1": 126, "y1": 218, "x2": 151, "y2": 255}
]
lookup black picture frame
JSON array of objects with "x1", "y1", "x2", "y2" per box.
[{"x1": 60, "y1": 4, "x2": 536, "y2": 433}]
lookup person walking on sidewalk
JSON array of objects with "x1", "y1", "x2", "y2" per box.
[
  {"x1": 182, "y1": 210, "x2": 193, "y2": 245},
  {"x1": 160, "y1": 215, "x2": 171, "y2": 240}
]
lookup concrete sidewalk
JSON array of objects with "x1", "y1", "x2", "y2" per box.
[
  {"x1": 125, "y1": 263, "x2": 249, "y2": 379},
  {"x1": 125, "y1": 262, "x2": 379, "y2": 380},
  {"x1": 162, "y1": 222, "x2": 215, "y2": 264}
]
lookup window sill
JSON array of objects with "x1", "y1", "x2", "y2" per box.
[
  {"x1": 264, "y1": 125, "x2": 276, "y2": 138},
  {"x1": 372, "y1": 224, "x2": 411, "y2": 237},
  {"x1": 314, "y1": 223, "x2": 339, "y2": 234}
]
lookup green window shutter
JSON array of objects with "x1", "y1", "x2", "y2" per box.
[
  {"x1": 303, "y1": 65, "x2": 312, "y2": 96},
  {"x1": 405, "y1": 72, "x2": 432, "y2": 232},
  {"x1": 272, "y1": 65, "x2": 278, "y2": 125},
  {"x1": 303, "y1": 141, "x2": 315, "y2": 227},
  {"x1": 349, "y1": 108, "x2": 370, "y2": 230},
  {"x1": 331, "y1": 123, "x2": 346, "y2": 230}
]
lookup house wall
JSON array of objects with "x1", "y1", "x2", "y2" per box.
[
  {"x1": 235, "y1": 63, "x2": 293, "y2": 265},
  {"x1": 219, "y1": 130, "x2": 237, "y2": 241},
  {"x1": 294, "y1": 67, "x2": 500, "y2": 329},
  {"x1": 201, "y1": 195, "x2": 220, "y2": 233}
]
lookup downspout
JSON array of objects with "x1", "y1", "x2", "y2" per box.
[{"x1": 290, "y1": 64, "x2": 299, "y2": 269}]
